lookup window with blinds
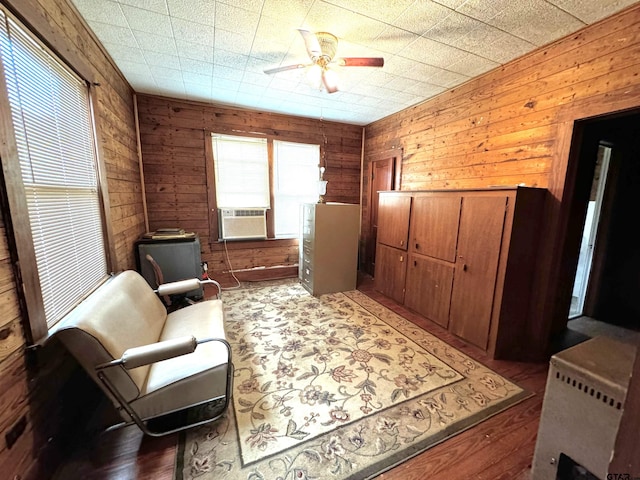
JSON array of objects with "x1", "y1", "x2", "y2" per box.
[
  {"x1": 0, "y1": 10, "x2": 107, "y2": 329},
  {"x1": 273, "y1": 140, "x2": 320, "y2": 237},
  {"x1": 212, "y1": 134, "x2": 270, "y2": 209}
]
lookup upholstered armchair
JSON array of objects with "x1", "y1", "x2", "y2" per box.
[{"x1": 53, "y1": 270, "x2": 233, "y2": 436}]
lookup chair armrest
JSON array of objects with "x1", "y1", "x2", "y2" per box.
[
  {"x1": 95, "y1": 336, "x2": 232, "y2": 371},
  {"x1": 97, "y1": 336, "x2": 197, "y2": 370},
  {"x1": 156, "y1": 278, "x2": 222, "y2": 299}
]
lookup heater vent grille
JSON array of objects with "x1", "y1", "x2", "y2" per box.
[{"x1": 554, "y1": 371, "x2": 623, "y2": 410}]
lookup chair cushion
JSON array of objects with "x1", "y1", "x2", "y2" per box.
[
  {"x1": 131, "y1": 299, "x2": 230, "y2": 419},
  {"x1": 56, "y1": 270, "x2": 168, "y2": 398}
]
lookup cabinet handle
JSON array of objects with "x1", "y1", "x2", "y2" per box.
[
  {"x1": 400, "y1": 240, "x2": 404, "y2": 246},
  {"x1": 399, "y1": 255, "x2": 404, "y2": 262},
  {"x1": 463, "y1": 264, "x2": 468, "y2": 272},
  {"x1": 415, "y1": 243, "x2": 419, "y2": 249}
]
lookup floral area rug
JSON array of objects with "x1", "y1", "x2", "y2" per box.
[{"x1": 175, "y1": 279, "x2": 530, "y2": 480}]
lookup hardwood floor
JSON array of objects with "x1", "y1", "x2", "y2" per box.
[{"x1": 54, "y1": 276, "x2": 550, "y2": 480}]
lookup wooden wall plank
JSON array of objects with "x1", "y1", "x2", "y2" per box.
[{"x1": 138, "y1": 94, "x2": 363, "y2": 285}]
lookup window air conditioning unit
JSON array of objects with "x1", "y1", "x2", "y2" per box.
[{"x1": 219, "y1": 208, "x2": 267, "y2": 240}]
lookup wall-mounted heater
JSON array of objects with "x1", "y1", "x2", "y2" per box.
[{"x1": 219, "y1": 208, "x2": 267, "y2": 240}]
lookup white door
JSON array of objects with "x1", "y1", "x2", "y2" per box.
[{"x1": 569, "y1": 144, "x2": 611, "y2": 318}]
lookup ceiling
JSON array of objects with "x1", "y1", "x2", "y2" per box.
[{"x1": 70, "y1": 0, "x2": 639, "y2": 126}]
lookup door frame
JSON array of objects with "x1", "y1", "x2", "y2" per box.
[{"x1": 364, "y1": 149, "x2": 402, "y2": 275}]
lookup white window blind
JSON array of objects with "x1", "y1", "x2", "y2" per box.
[
  {"x1": 212, "y1": 134, "x2": 270, "y2": 208},
  {"x1": 273, "y1": 140, "x2": 320, "y2": 237},
  {"x1": 0, "y1": 11, "x2": 107, "y2": 327}
]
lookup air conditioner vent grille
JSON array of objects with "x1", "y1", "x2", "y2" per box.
[
  {"x1": 221, "y1": 209, "x2": 265, "y2": 217},
  {"x1": 219, "y1": 208, "x2": 267, "y2": 240}
]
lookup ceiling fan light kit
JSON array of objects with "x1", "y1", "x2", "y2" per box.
[{"x1": 264, "y1": 29, "x2": 384, "y2": 94}]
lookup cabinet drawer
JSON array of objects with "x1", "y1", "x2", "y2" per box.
[
  {"x1": 374, "y1": 243, "x2": 407, "y2": 304},
  {"x1": 301, "y1": 265, "x2": 313, "y2": 288},
  {"x1": 405, "y1": 254, "x2": 454, "y2": 328}
]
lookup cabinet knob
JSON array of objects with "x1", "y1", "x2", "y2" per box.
[
  {"x1": 400, "y1": 240, "x2": 404, "y2": 246},
  {"x1": 399, "y1": 255, "x2": 404, "y2": 262},
  {"x1": 463, "y1": 264, "x2": 468, "y2": 272},
  {"x1": 415, "y1": 243, "x2": 419, "y2": 249}
]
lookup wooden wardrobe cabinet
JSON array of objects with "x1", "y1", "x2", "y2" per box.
[{"x1": 374, "y1": 187, "x2": 546, "y2": 360}]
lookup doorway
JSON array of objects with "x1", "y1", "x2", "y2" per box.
[
  {"x1": 364, "y1": 150, "x2": 402, "y2": 276},
  {"x1": 565, "y1": 111, "x2": 640, "y2": 332}
]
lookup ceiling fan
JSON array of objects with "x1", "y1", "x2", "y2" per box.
[{"x1": 263, "y1": 29, "x2": 384, "y2": 93}]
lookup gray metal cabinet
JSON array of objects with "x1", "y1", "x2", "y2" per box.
[{"x1": 299, "y1": 203, "x2": 360, "y2": 296}]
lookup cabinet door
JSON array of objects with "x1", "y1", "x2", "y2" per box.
[
  {"x1": 405, "y1": 254, "x2": 454, "y2": 328},
  {"x1": 374, "y1": 243, "x2": 407, "y2": 303},
  {"x1": 449, "y1": 196, "x2": 507, "y2": 349},
  {"x1": 411, "y1": 195, "x2": 461, "y2": 261},
  {"x1": 377, "y1": 194, "x2": 411, "y2": 250}
]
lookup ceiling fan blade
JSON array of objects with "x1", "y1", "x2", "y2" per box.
[
  {"x1": 298, "y1": 28, "x2": 322, "y2": 59},
  {"x1": 336, "y1": 57, "x2": 384, "y2": 67},
  {"x1": 263, "y1": 63, "x2": 310, "y2": 74},
  {"x1": 322, "y1": 69, "x2": 339, "y2": 94}
]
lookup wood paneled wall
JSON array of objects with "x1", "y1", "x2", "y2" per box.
[
  {"x1": 0, "y1": 0, "x2": 144, "y2": 478},
  {"x1": 137, "y1": 94, "x2": 363, "y2": 286},
  {"x1": 363, "y1": 3, "x2": 640, "y2": 359}
]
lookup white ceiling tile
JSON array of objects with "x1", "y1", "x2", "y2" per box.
[
  {"x1": 167, "y1": 0, "x2": 215, "y2": 25},
  {"x1": 241, "y1": 71, "x2": 273, "y2": 87},
  {"x1": 392, "y1": 0, "x2": 454, "y2": 36},
  {"x1": 183, "y1": 72, "x2": 212, "y2": 85},
  {"x1": 400, "y1": 37, "x2": 469, "y2": 69},
  {"x1": 116, "y1": 0, "x2": 169, "y2": 15},
  {"x1": 427, "y1": 68, "x2": 470, "y2": 88},
  {"x1": 211, "y1": 78, "x2": 239, "y2": 92},
  {"x1": 144, "y1": 50, "x2": 180, "y2": 67},
  {"x1": 548, "y1": 0, "x2": 638, "y2": 23},
  {"x1": 212, "y1": 64, "x2": 245, "y2": 81},
  {"x1": 374, "y1": 26, "x2": 420, "y2": 55},
  {"x1": 101, "y1": 42, "x2": 146, "y2": 64},
  {"x1": 133, "y1": 30, "x2": 178, "y2": 55},
  {"x1": 184, "y1": 82, "x2": 212, "y2": 97},
  {"x1": 321, "y1": 0, "x2": 415, "y2": 22},
  {"x1": 218, "y1": 0, "x2": 265, "y2": 14},
  {"x1": 422, "y1": 10, "x2": 487, "y2": 45},
  {"x1": 214, "y1": 49, "x2": 249, "y2": 69},
  {"x1": 180, "y1": 58, "x2": 214, "y2": 75},
  {"x1": 215, "y1": 3, "x2": 260, "y2": 33},
  {"x1": 487, "y1": 0, "x2": 586, "y2": 46},
  {"x1": 171, "y1": 17, "x2": 216, "y2": 46},
  {"x1": 303, "y1": 2, "x2": 387, "y2": 43},
  {"x1": 87, "y1": 21, "x2": 139, "y2": 48},
  {"x1": 447, "y1": 53, "x2": 499, "y2": 77},
  {"x1": 175, "y1": 39, "x2": 214, "y2": 62},
  {"x1": 120, "y1": 4, "x2": 173, "y2": 36},
  {"x1": 154, "y1": 76, "x2": 183, "y2": 88},
  {"x1": 214, "y1": 28, "x2": 254, "y2": 54},
  {"x1": 454, "y1": 0, "x2": 512, "y2": 22},
  {"x1": 261, "y1": 0, "x2": 313, "y2": 26},
  {"x1": 71, "y1": 0, "x2": 128, "y2": 27},
  {"x1": 116, "y1": 59, "x2": 153, "y2": 76},
  {"x1": 149, "y1": 65, "x2": 183, "y2": 79},
  {"x1": 455, "y1": 23, "x2": 535, "y2": 63}
]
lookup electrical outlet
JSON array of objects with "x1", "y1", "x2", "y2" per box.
[{"x1": 5, "y1": 415, "x2": 26, "y2": 449}]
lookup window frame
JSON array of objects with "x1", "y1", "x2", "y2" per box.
[
  {"x1": 0, "y1": 8, "x2": 113, "y2": 343},
  {"x1": 205, "y1": 131, "x2": 321, "y2": 243}
]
